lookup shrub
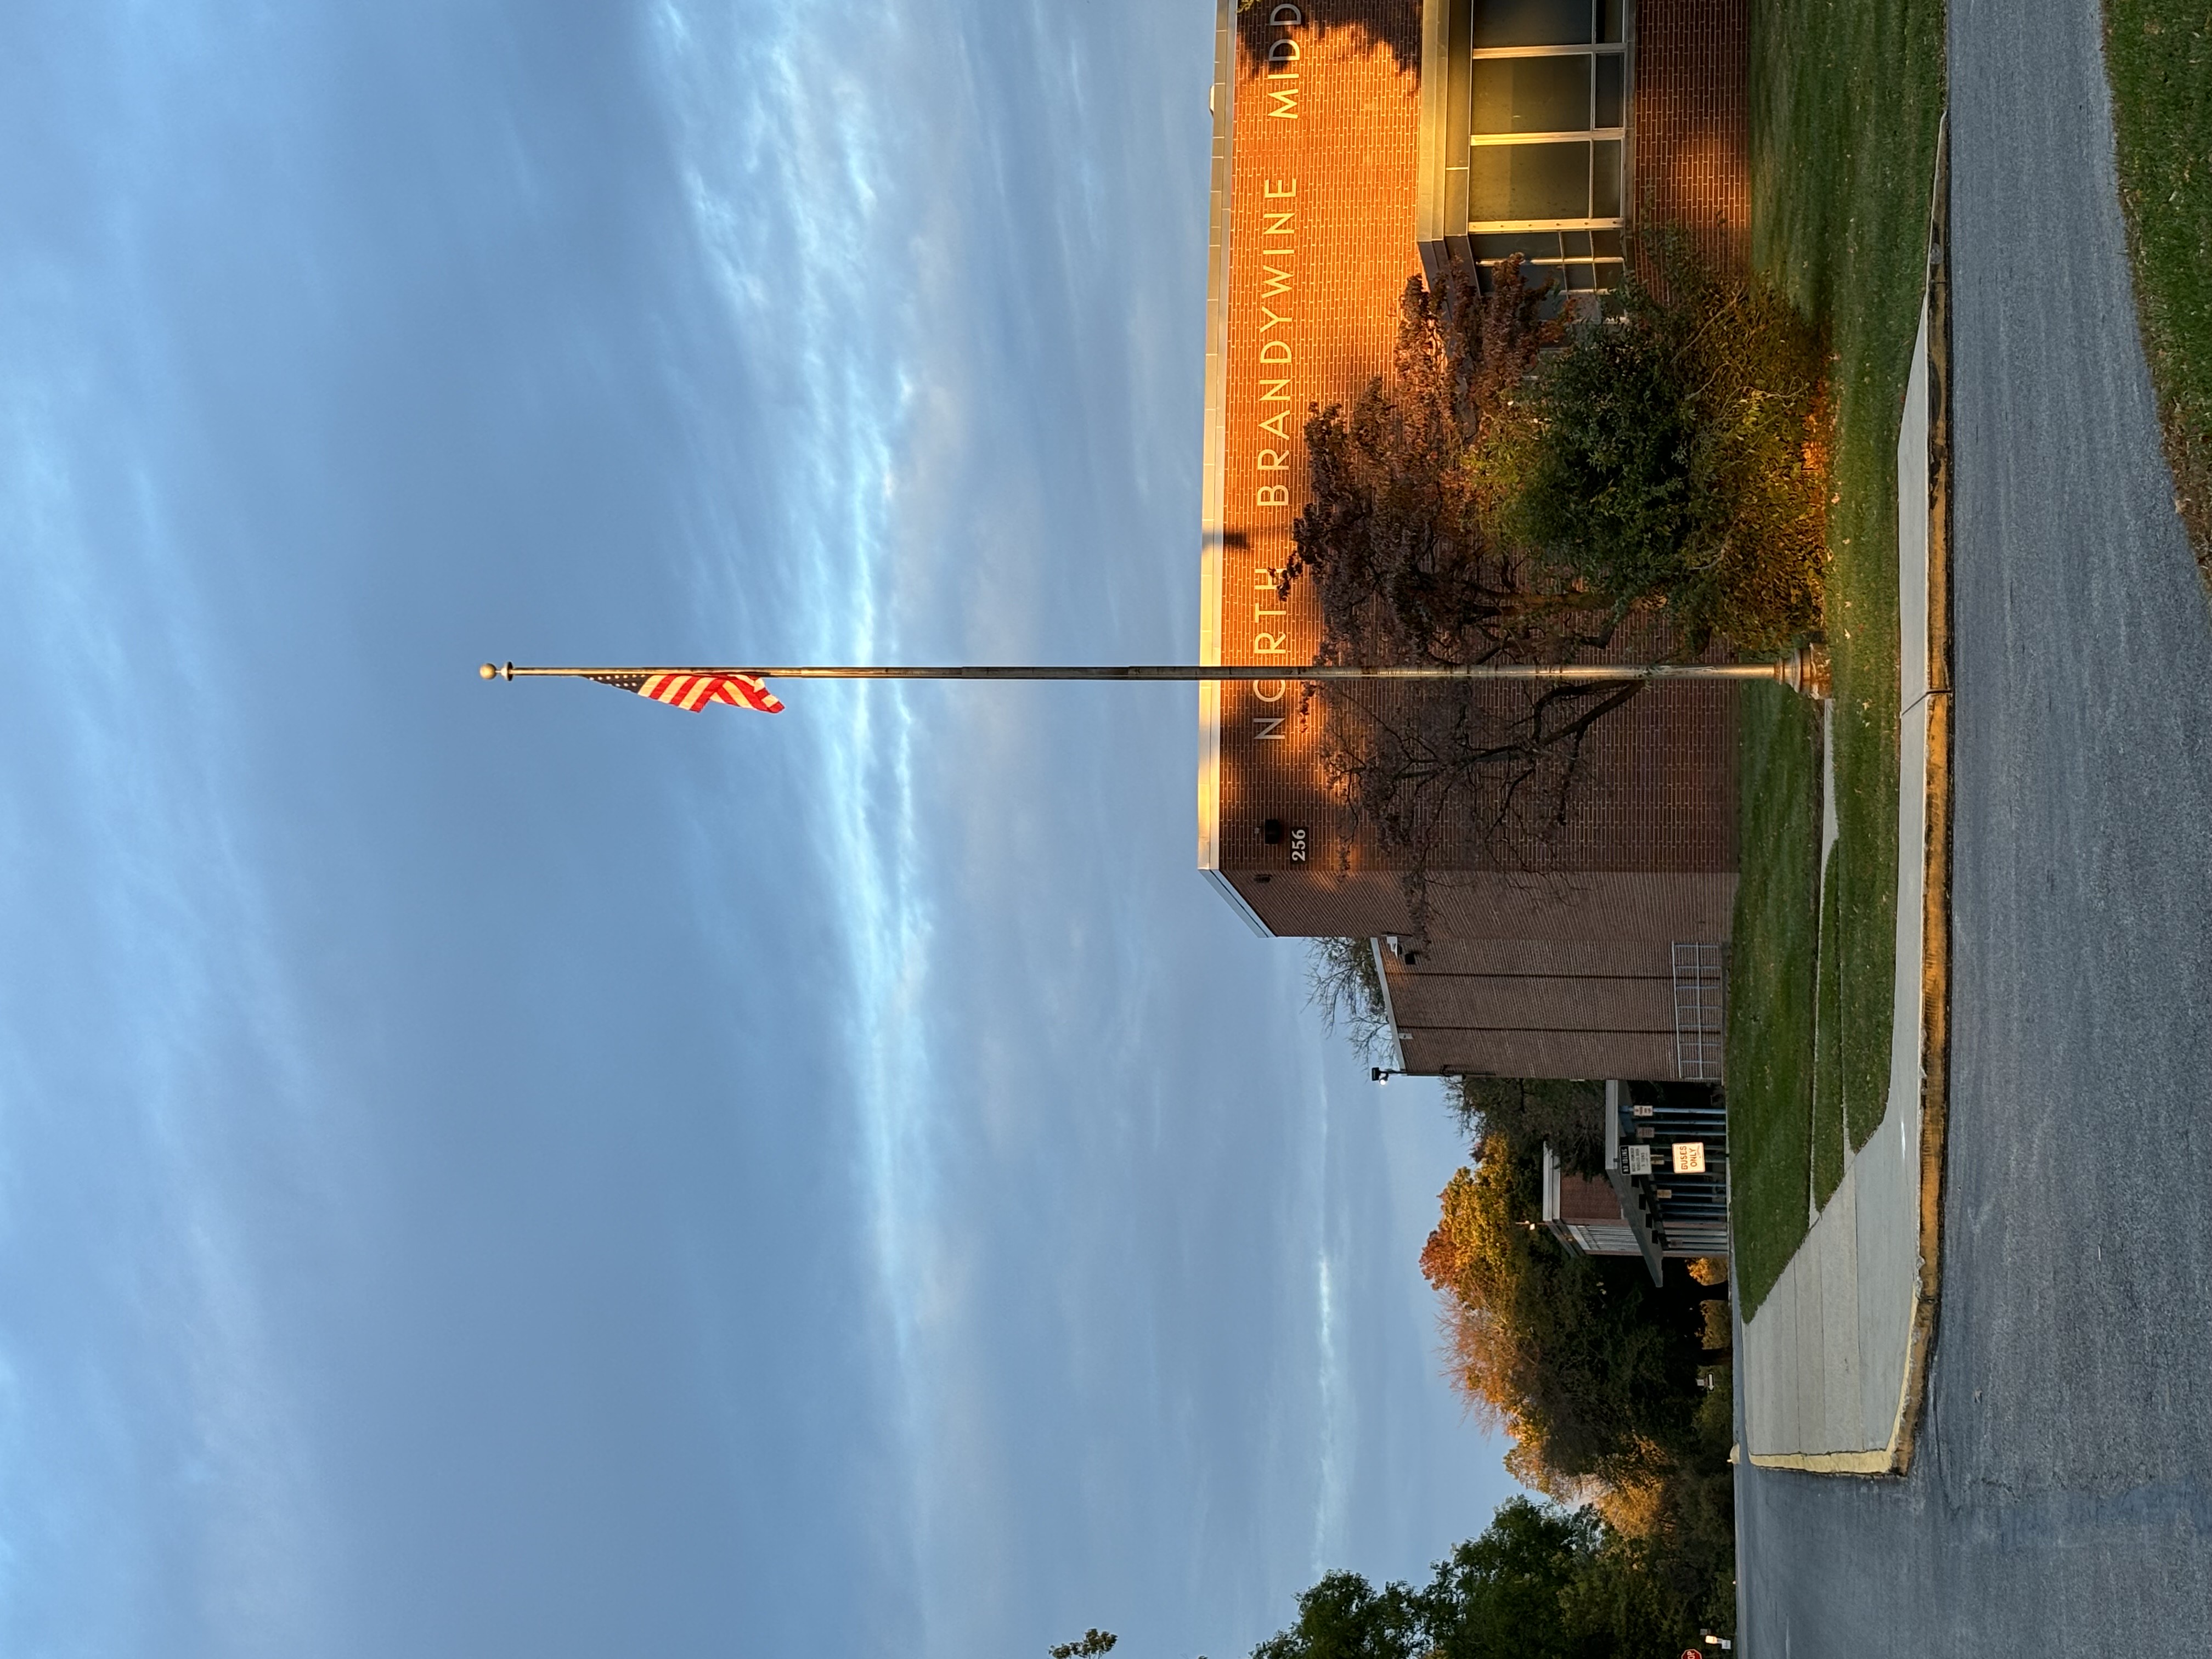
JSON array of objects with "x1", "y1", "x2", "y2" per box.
[{"x1": 1516, "y1": 245, "x2": 1829, "y2": 654}]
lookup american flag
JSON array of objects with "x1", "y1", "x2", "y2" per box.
[{"x1": 584, "y1": 671, "x2": 785, "y2": 714}]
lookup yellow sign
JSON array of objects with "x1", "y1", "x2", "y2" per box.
[{"x1": 1671, "y1": 1142, "x2": 1707, "y2": 1175}]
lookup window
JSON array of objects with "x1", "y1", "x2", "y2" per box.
[
  {"x1": 1466, "y1": 0, "x2": 1627, "y2": 296},
  {"x1": 1472, "y1": 0, "x2": 1626, "y2": 48}
]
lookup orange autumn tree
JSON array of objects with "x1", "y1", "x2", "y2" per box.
[{"x1": 1419, "y1": 1135, "x2": 1703, "y2": 1492}]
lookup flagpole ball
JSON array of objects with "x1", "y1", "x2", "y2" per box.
[{"x1": 479, "y1": 663, "x2": 498, "y2": 680}]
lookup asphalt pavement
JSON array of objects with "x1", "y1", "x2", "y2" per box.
[{"x1": 1735, "y1": 0, "x2": 2212, "y2": 1650}]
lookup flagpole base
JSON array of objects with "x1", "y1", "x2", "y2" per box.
[{"x1": 1781, "y1": 644, "x2": 1831, "y2": 699}]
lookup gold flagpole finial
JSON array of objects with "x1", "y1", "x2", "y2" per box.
[{"x1": 479, "y1": 663, "x2": 497, "y2": 680}]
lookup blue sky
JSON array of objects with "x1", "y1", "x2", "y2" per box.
[{"x1": 0, "y1": 2, "x2": 1519, "y2": 1654}]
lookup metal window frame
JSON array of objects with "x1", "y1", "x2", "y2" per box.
[
  {"x1": 1469, "y1": 43, "x2": 1628, "y2": 59},
  {"x1": 1466, "y1": 28, "x2": 1629, "y2": 240},
  {"x1": 1470, "y1": 0, "x2": 1628, "y2": 54},
  {"x1": 1470, "y1": 128, "x2": 1626, "y2": 145},
  {"x1": 1419, "y1": 0, "x2": 1637, "y2": 294}
]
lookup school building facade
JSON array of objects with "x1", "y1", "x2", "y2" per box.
[{"x1": 1196, "y1": 0, "x2": 1752, "y2": 1082}]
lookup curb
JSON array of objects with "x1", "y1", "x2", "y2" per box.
[{"x1": 1889, "y1": 107, "x2": 1955, "y2": 1481}]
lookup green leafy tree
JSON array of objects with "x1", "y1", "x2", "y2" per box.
[
  {"x1": 1553, "y1": 1530, "x2": 1696, "y2": 1658},
  {"x1": 1417, "y1": 1501, "x2": 1598, "y2": 1659},
  {"x1": 1248, "y1": 1498, "x2": 1705, "y2": 1659},
  {"x1": 1251, "y1": 1570, "x2": 1424, "y2": 1659},
  {"x1": 1446, "y1": 1076, "x2": 1607, "y2": 1175},
  {"x1": 1515, "y1": 244, "x2": 1826, "y2": 654},
  {"x1": 1048, "y1": 1631, "x2": 1118, "y2": 1659}
]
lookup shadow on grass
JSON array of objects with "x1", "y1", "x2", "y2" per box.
[{"x1": 1728, "y1": 685, "x2": 1818, "y2": 1317}]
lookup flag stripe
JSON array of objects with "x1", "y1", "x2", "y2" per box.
[{"x1": 596, "y1": 671, "x2": 785, "y2": 714}]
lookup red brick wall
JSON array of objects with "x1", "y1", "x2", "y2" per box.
[
  {"x1": 1557, "y1": 1172, "x2": 1628, "y2": 1224},
  {"x1": 1403, "y1": 1025, "x2": 1680, "y2": 1080},
  {"x1": 1206, "y1": 0, "x2": 1747, "y2": 950},
  {"x1": 1383, "y1": 933, "x2": 1707, "y2": 1080},
  {"x1": 1216, "y1": 4, "x2": 1426, "y2": 878},
  {"x1": 1633, "y1": 0, "x2": 1751, "y2": 272},
  {"x1": 1223, "y1": 868, "x2": 1737, "y2": 945}
]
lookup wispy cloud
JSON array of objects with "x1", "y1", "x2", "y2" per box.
[
  {"x1": 650, "y1": 0, "x2": 944, "y2": 1609},
  {"x1": 0, "y1": 235, "x2": 341, "y2": 1657},
  {"x1": 0, "y1": 4, "x2": 1519, "y2": 1656}
]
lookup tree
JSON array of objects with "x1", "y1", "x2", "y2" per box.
[
  {"x1": 1247, "y1": 1498, "x2": 1703, "y2": 1659},
  {"x1": 1446, "y1": 1076, "x2": 1606, "y2": 1175},
  {"x1": 1251, "y1": 1570, "x2": 1424, "y2": 1659},
  {"x1": 1417, "y1": 1500, "x2": 1599, "y2": 1659},
  {"x1": 1048, "y1": 1631, "x2": 1118, "y2": 1659},
  {"x1": 1416, "y1": 1124, "x2": 1741, "y2": 1635},
  {"x1": 1282, "y1": 252, "x2": 1827, "y2": 917},
  {"x1": 1515, "y1": 244, "x2": 1826, "y2": 656},
  {"x1": 1305, "y1": 936, "x2": 1391, "y2": 1059},
  {"x1": 1279, "y1": 262, "x2": 1570, "y2": 665},
  {"x1": 1418, "y1": 1141, "x2": 1705, "y2": 1486},
  {"x1": 1279, "y1": 265, "x2": 1651, "y2": 912}
]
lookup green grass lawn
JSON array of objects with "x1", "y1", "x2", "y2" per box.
[
  {"x1": 1725, "y1": 687, "x2": 1819, "y2": 1308},
  {"x1": 2107, "y1": 0, "x2": 2212, "y2": 573},
  {"x1": 1727, "y1": 0, "x2": 1946, "y2": 1317}
]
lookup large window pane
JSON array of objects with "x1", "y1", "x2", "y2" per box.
[
  {"x1": 1474, "y1": 231, "x2": 1567, "y2": 262},
  {"x1": 1595, "y1": 54, "x2": 1626, "y2": 127},
  {"x1": 1472, "y1": 55, "x2": 1592, "y2": 133},
  {"x1": 1472, "y1": 0, "x2": 1594, "y2": 49},
  {"x1": 1592, "y1": 139, "x2": 1623, "y2": 217},
  {"x1": 1471, "y1": 141, "x2": 1591, "y2": 221}
]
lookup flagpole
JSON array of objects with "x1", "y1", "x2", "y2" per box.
[{"x1": 480, "y1": 647, "x2": 1829, "y2": 695}]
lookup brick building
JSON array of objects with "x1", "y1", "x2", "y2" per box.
[{"x1": 1195, "y1": 0, "x2": 1750, "y2": 1081}]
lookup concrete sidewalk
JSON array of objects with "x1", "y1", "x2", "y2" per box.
[{"x1": 1737, "y1": 229, "x2": 1955, "y2": 1474}]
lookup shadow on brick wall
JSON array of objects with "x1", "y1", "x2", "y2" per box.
[{"x1": 1236, "y1": 0, "x2": 1420, "y2": 75}]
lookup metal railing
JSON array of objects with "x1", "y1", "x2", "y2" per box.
[
  {"x1": 1612, "y1": 1080, "x2": 1732, "y2": 1268},
  {"x1": 1671, "y1": 941, "x2": 1726, "y2": 1081}
]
